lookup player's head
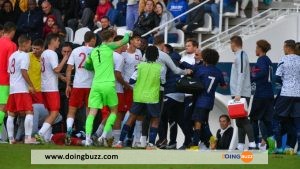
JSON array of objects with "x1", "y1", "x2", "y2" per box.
[
  {"x1": 194, "y1": 48, "x2": 202, "y2": 61},
  {"x1": 84, "y1": 31, "x2": 96, "y2": 47},
  {"x1": 202, "y1": 48, "x2": 219, "y2": 65},
  {"x1": 45, "y1": 33, "x2": 60, "y2": 49},
  {"x1": 61, "y1": 42, "x2": 73, "y2": 57},
  {"x1": 185, "y1": 39, "x2": 198, "y2": 54},
  {"x1": 230, "y1": 35, "x2": 243, "y2": 52},
  {"x1": 100, "y1": 29, "x2": 116, "y2": 42},
  {"x1": 32, "y1": 39, "x2": 44, "y2": 57},
  {"x1": 100, "y1": 16, "x2": 110, "y2": 29},
  {"x1": 129, "y1": 34, "x2": 141, "y2": 49},
  {"x1": 153, "y1": 35, "x2": 164, "y2": 50},
  {"x1": 295, "y1": 42, "x2": 300, "y2": 56},
  {"x1": 219, "y1": 114, "x2": 231, "y2": 130},
  {"x1": 3, "y1": 22, "x2": 16, "y2": 39},
  {"x1": 256, "y1": 39, "x2": 271, "y2": 57},
  {"x1": 0, "y1": 24, "x2": 3, "y2": 38},
  {"x1": 51, "y1": 23, "x2": 59, "y2": 34},
  {"x1": 283, "y1": 39, "x2": 296, "y2": 55},
  {"x1": 18, "y1": 34, "x2": 32, "y2": 52},
  {"x1": 145, "y1": 46, "x2": 159, "y2": 62},
  {"x1": 114, "y1": 35, "x2": 127, "y2": 52}
]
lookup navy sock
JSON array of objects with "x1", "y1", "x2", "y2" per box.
[
  {"x1": 193, "y1": 129, "x2": 201, "y2": 146},
  {"x1": 120, "y1": 124, "x2": 131, "y2": 142},
  {"x1": 149, "y1": 127, "x2": 158, "y2": 145}
]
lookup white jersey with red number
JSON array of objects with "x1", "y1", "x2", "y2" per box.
[
  {"x1": 7, "y1": 50, "x2": 30, "y2": 94},
  {"x1": 67, "y1": 46, "x2": 94, "y2": 88},
  {"x1": 41, "y1": 49, "x2": 59, "y2": 92},
  {"x1": 113, "y1": 52, "x2": 125, "y2": 93},
  {"x1": 122, "y1": 49, "x2": 143, "y2": 82}
]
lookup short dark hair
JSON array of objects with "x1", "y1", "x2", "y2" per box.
[
  {"x1": 32, "y1": 39, "x2": 44, "y2": 47},
  {"x1": 284, "y1": 39, "x2": 296, "y2": 50},
  {"x1": 145, "y1": 46, "x2": 159, "y2": 62},
  {"x1": 219, "y1": 114, "x2": 230, "y2": 122},
  {"x1": 186, "y1": 39, "x2": 199, "y2": 48},
  {"x1": 230, "y1": 35, "x2": 243, "y2": 47},
  {"x1": 129, "y1": 34, "x2": 141, "y2": 44},
  {"x1": 3, "y1": 22, "x2": 16, "y2": 33},
  {"x1": 18, "y1": 34, "x2": 31, "y2": 46},
  {"x1": 256, "y1": 40, "x2": 271, "y2": 53},
  {"x1": 114, "y1": 35, "x2": 124, "y2": 41},
  {"x1": 153, "y1": 35, "x2": 164, "y2": 45},
  {"x1": 101, "y1": 16, "x2": 110, "y2": 22},
  {"x1": 164, "y1": 44, "x2": 174, "y2": 53},
  {"x1": 45, "y1": 33, "x2": 60, "y2": 46},
  {"x1": 84, "y1": 31, "x2": 96, "y2": 43},
  {"x1": 202, "y1": 48, "x2": 219, "y2": 65},
  {"x1": 100, "y1": 29, "x2": 115, "y2": 42},
  {"x1": 62, "y1": 42, "x2": 73, "y2": 49}
]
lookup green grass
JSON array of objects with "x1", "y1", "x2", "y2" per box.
[{"x1": 0, "y1": 144, "x2": 299, "y2": 169}]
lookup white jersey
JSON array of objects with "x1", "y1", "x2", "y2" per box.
[
  {"x1": 7, "y1": 51, "x2": 30, "y2": 94},
  {"x1": 122, "y1": 49, "x2": 143, "y2": 82},
  {"x1": 113, "y1": 52, "x2": 125, "y2": 93},
  {"x1": 41, "y1": 49, "x2": 59, "y2": 92},
  {"x1": 67, "y1": 46, "x2": 94, "y2": 88}
]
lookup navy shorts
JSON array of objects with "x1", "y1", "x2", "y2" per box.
[
  {"x1": 275, "y1": 96, "x2": 300, "y2": 118},
  {"x1": 162, "y1": 97, "x2": 184, "y2": 120},
  {"x1": 192, "y1": 107, "x2": 210, "y2": 124},
  {"x1": 130, "y1": 102, "x2": 161, "y2": 118},
  {"x1": 250, "y1": 97, "x2": 274, "y2": 121}
]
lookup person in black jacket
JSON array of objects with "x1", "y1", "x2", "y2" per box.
[
  {"x1": 133, "y1": 0, "x2": 160, "y2": 38},
  {"x1": 17, "y1": 0, "x2": 43, "y2": 41},
  {"x1": 211, "y1": 114, "x2": 233, "y2": 150},
  {"x1": 180, "y1": 0, "x2": 205, "y2": 34},
  {"x1": 0, "y1": 0, "x2": 19, "y2": 25}
]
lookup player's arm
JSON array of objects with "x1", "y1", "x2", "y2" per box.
[
  {"x1": 234, "y1": 52, "x2": 247, "y2": 100},
  {"x1": 115, "y1": 71, "x2": 132, "y2": 90},
  {"x1": 54, "y1": 54, "x2": 69, "y2": 74},
  {"x1": 129, "y1": 70, "x2": 138, "y2": 85},
  {"x1": 21, "y1": 69, "x2": 35, "y2": 93},
  {"x1": 84, "y1": 51, "x2": 94, "y2": 71},
  {"x1": 107, "y1": 33, "x2": 130, "y2": 50},
  {"x1": 160, "y1": 66, "x2": 166, "y2": 85},
  {"x1": 219, "y1": 73, "x2": 228, "y2": 89},
  {"x1": 251, "y1": 60, "x2": 269, "y2": 81}
]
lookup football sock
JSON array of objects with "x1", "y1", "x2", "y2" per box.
[
  {"x1": 103, "y1": 113, "x2": 117, "y2": 133},
  {"x1": 133, "y1": 120, "x2": 142, "y2": 143},
  {"x1": 112, "y1": 130, "x2": 121, "y2": 142},
  {"x1": 6, "y1": 116, "x2": 15, "y2": 140},
  {"x1": 119, "y1": 124, "x2": 131, "y2": 142},
  {"x1": 95, "y1": 123, "x2": 104, "y2": 137},
  {"x1": 149, "y1": 127, "x2": 158, "y2": 145},
  {"x1": 66, "y1": 117, "x2": 74, "y2": 131},
  {"x1": 85, "y1": 114, "x2": 95, "y2": 135},
  {"x1": 38, "y1": 122, "x2": 51, "y2": 136},
  {"x1": 24, "y1": 114, "x2": 33, "y2": 139}
]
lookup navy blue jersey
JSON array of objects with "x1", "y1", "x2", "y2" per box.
[
  {"x1": 251, "y1": 55, "x2": 274, "y2": 98},
  {"x1": 193, "y1": 65, "x2": 226, "y2": 110}
]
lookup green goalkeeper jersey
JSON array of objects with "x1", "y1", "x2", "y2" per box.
[{"x1": 84, "y1": 33, "x2": 130, "y2": 86}]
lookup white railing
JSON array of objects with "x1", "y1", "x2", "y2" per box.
[{"x1": 142, "y1": 0, "x2": 218, "y2": 44}]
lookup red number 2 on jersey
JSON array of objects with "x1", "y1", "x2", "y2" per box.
[
  {"x1": 78, "y1": 53, "x2": 86, "y2": 68},
  {"x1": 10, "y1": 58, "x2": 15, "y2": 74}
]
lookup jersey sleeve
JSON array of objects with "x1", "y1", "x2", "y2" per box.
[
  {"x1": 20, "y1": 54, "x2": 30, "y2": 70},
  {"x1": 49, "y1": 52, "x2": 59, "y2": 70},
  {"x1": 275, "y1": 57, "x2": 284, "y2": 77},
  {"x1": 113, "y1": 54, "x2": 124, "y2": 72},
  {"x1": 67, "y1": 51, "x2": 75, "y2": 66},
  {"x1": 160, "y1": 66, "x2": 166, "y2": 85}
]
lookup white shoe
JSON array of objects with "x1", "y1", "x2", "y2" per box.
[
  {"x1": 252, "y1": 10, "x2": 259, "y2": 17},
  {"x1": 98, "y1": 137, "x2": 108, "y2": 147},
  {"x1": 85, "y1": 138, "x2": 93, "y2": 146},
  {"x1": 211, "y1": 28, "x2": 220, "y2": 35},
  {"x1": 132, "y1": 141, "x2": 146, "y2": 148},
  {"x1": 9, "y1": 139, "x2": 16, "y2": 144},
  {"x1": 24, "y1": 138, "x2": 39, "y2": 144},
  {"x1": 240, "y1": 10, "x2": 246, "y2": 18},
  {"x1": 112, "y1": 141, "x2": 123, "y2": 148},
  {"x1": 0, "y1": 139, "x2": 8, "y2": 144},
  {"x1": 146, "y1": 143, "x2": 157, "y2": 150}
]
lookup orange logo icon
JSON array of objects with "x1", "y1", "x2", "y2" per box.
[{"x1": 241, "y1": 151, "x2": 254, "y2": 163}]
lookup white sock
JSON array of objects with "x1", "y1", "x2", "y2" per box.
[
  {"x1": 133, "y1": 120, "x2": 142, "y2": 143},
  {"x1": 86, "y1": 134, "x2": 91, "y2": 141},
  {"x1": 44, "y1": 126, "x2": 52, "y2": 142},
  {"x1": 38, "y1": 122, "x2": 51, "y2": 136},
  {"x1": 249, "y1": 141, "x2": 256, "y2": 148},
  {"x1": 101, "y1": 131, "x2": 108, "y2": 138},
  {"x1": 112, "y1": 130, "x2": 121, "y2": 142},
  {"x1": 66, "y1": 117, "x2": 74, "y2": 130},
  {"x1": 237, "y1": 143, "x2": 245, "y2": 150},
  {"x1": 95, "y1": 123, "x2": 104, "y2": 137},
  {"x1": 6, "y1": 116, "x2": 15, "y2": 140},
  {"x1": 24, "y1": 114, "x2": 33, "y2": 139},
  {"x1": 140, "y1": 136, "x2": 147, "y2": 147}
]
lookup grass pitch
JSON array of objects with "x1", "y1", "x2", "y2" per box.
[{"x1": 0, "y1": 144, "x2": 299, "y2": 169}]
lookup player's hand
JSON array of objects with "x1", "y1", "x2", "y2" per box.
[
  {"x1": 124, "y1": 84, "x2": 132, "y2": 91},
  {"x1": 66, "y1": 85, "x2": 71, "y2": 98},
  {"x1": 28, "y1": 86, "x2": 36, "y2": 94},
  {"x1": 234, "y1": 96, "x2": 241, "y2": 101},
  {"x1": 186, "y1": 69, "x2": 193, "y2": 75}
]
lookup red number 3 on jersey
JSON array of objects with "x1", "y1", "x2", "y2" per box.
[{"x1": 10, "y1": 58, "x2": 15, "y2": 74}]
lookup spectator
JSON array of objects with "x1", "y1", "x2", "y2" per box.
[
  {"x1": 126, "y1": 0, "x2": 139, "y2": 30},
  {"x1": 240, "y1": 0, "x2": 259, "y2": 18},
  {"x1": 59, "y1": 0, "x2": 80, "y2": 27},
  {"x1": 115, "y1": 0, "x2": 127, "y2": 26},
  {"x1": 95, "y1": 16, "x2": 114, "y2": 45},
  {"x1": 211, "y1": 115, "x2": 233, "y2": 150},
  {"x1": 230, "y1": 35, "x2": 256, "y2": 150},
  {"x1": 180, "y1": 0, "x2": 205, "y2": 34},
  {"x1": 10, "y1": 0, "x2": 28, "y2": 12},
  {"x1": 17, "y1": 0, "x2": 43, "y2": 41},
  {"x1": 139, "y1": 0, "x2": 159, "y2": 15},
  {"x1": 43, "y1": 15, "x2": 57, "y2": 38},
  {"x1": 203, "y1": 0, "x2": 219, "y2": 34},
  {"x1": 0, "y1": 0, "x2": 4, "y2": 10},
  {"x1": 77, "y1": 0, "x2": 98, "y2": 30},
  {"x1": 41, "y1": 0, "x2": 65, "y2": 33},
  {"x1": 0, "y1": 0, "x2": 19, "y2": 25},
  {"x1": 51, "y1": 23, "x2": 66, "y2": 45},
  {"x1": 222, "y1": 0, "x2": 236, "y2": 13},
  {"x1": 94, "y1": 0, "x2": 112, "y2": 24},
  {"x1": 133, "y1": 0, "x2": 160, "y2": 38},
  {"x1": 167, "y1": 0, "x2": 188, "y2": 25},
  {"x1": 153, "y1": 1, "x2": 178, "y2": 43}
]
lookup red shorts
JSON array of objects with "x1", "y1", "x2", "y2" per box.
[
  {"x1": 31, "y1": 92, "x2": 44, "y2": 104},
  {"x1": 124, "y1": 89, "x2": 133, "y2": 112},
  {"x1": 6, "y1": 93, "x2": 33, "y2": 112},
  {"x1": 42, "y1": 92, "x2": 60, "y2": 112},
  {"x1": 69, "y1": 88, "x2": 90, "y2": 108},
  {"x1": 117, "y1": 93, "x2": 126, "y2": 112}
]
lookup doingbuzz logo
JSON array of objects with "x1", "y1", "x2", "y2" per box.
[{"x1": 222, "y1": 151, "x2": 254, "y2": 163}]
